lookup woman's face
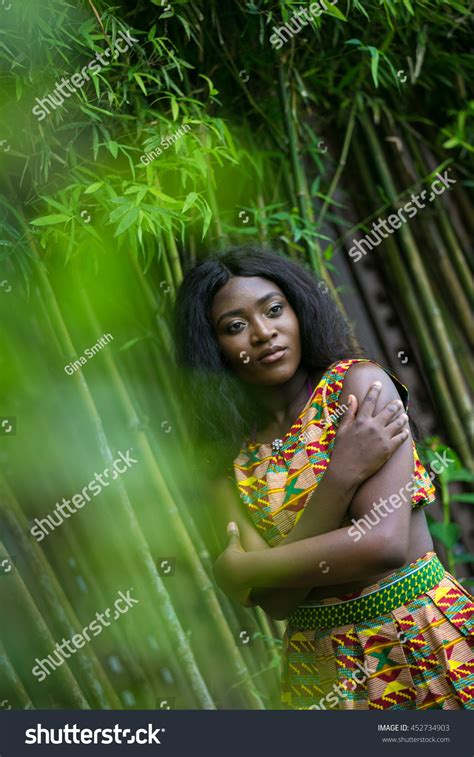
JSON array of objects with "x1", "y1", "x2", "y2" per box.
[{"x1": 210, "y1": 276, "x2": 302, "y2": 385}]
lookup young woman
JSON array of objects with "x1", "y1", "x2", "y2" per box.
[{"x1": 172, "y1": 245, "x2": 473, "y2": 710}]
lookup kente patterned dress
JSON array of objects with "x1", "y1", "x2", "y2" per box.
[{"x1": 231, "y1": 358, "x2": 474, "y2": 710}]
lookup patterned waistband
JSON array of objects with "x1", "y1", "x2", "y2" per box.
[{"x1": 288, "y1": 553, "x2": 445, "y2": 631}]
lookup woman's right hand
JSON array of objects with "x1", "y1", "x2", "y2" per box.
[{"x1": 330, "y1": 381, "x2": 409, "y2": 487}]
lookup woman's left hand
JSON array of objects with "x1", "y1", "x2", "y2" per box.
[{"x1": 213, "y1": 522, "x2": 255, "y2": 605}]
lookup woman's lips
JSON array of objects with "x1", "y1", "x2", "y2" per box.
[{"x1": 258, "y1": 348, "x2": 287, "y2": 364}]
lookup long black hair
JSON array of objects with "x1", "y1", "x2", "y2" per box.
[{"x1": 172, "y1": 245, "x2": 360, "y2": 476}]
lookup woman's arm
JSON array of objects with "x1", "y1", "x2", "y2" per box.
[
  {"x1": 280, "y1": 383, "x2": 407, "y2": 544},
  {"x1": 247, "y1": 382, "x2": 408, "y2": 614},
  {"x1": 211, "y1": 379, "x2": 407, "y2": 612},
  {"x1": 215, "y1": 365, "x2": 415, "y2": 605}
]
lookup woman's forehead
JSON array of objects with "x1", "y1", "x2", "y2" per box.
[{"x1": 212, "y1": 275, "x2": 283, "y2": 306}]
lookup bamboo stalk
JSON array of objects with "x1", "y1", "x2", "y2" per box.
[
  {"x1": 24, "y1": 249, "x2": 216, "y2": 709},
  {"x1": 421, "y1": 220, "x2": 473, "y2": 346},
  {"x1": 361, "y1": 114, "x2": 472, "y2": 439},
  {"x1": 277, "y1": 65, "x2": 322, "y2": 276},
  {"x1": 402, "y1": 127, "x2": 473, "y2": 301},
  {"x1": 316, "y1": 98, "x2": 357, "y2": 230},
  {"x1": 351, "y1": 136, "x2": 471, "y2": 461},
  {"x1": 74, "y1": 278, "x2": 266, "y2": 708},
  {"x1": 0, "y1": 491, "x2": 122, "y2": 708},
  {"x1": 437, "y1": 208, "x2": 474, "y2": 300},
  {"x1": 0, "y1": 639, "x2": 34, "y2": 710},
  {"x1": 0, "y1": 540, "x2": 91, "y2": 708}
]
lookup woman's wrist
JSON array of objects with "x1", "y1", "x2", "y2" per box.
[{"x1": 324, "y1": 462, "x2": 360, "y2": 496}]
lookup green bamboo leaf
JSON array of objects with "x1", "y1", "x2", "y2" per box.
[
  {"x1": 114, "y1": 207, "x2": 139, "y2": 236},
  {"x1": 427, "y1": 519, "x2": 460, "y2": 549},
  {"x1": 30, "y1": 214, "x2": 69, "y2": 226},
  {"x1": 171, "y1": 96, "x2": 179, "y2": 121},
  {"x1": 324, "y1": 3, "x2": 346, "y2": 20},
  {"x1": 182, "y1": 192, "x2": 198, "y2": 214},
  {"x1": 368, "y1": 47, "x2": 380, "y2": 88},
  {"x1": 446, "y1": 469, "x2": 474, "y2": 484},
  {"x1": 443, "y1": 137, "x2": 460, "y2": 149},
  {"x1": 108, "y1": 141, "x2": 119, "y2": 159},
  {"x1": 92, "y1": 127, "x2": 99, "y2": 160},
  {"x1": 84, "y1": 182, "x2": 104, "y2": 194},
  {"x1": 449, "y1": 1, "x2": 471, "y2": 13},
  {"x1": 119, "y1": 335, "x2": 149, "y2": 351},
  {"x1": 453, "y1": 553, "x2": 474, "y2": 563},
  {"x1": 201, "y1": 204, "x2": 212, "y2": 241},
  {"x1": 451, "y1": 493, "x2": 474, "y2": 504},
  {"x1": 198, "y1": 74, "x2": 218, "y2": 96},
  {"x1": 133, "y1": 73, "x2": 148, "y2": 96},
  {"x1": 38, "y1": 196, "x2": 70, "y2": 213}
]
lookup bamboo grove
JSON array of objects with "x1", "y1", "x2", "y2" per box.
[{"x1": 0, "y1": 0, "x2": 472, "y2": 709}]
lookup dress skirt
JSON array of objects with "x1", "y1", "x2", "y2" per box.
[{"x1": 280, "y1": 551, "x2": 474, "y2": 710}]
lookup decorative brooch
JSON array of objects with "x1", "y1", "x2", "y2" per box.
[{"x1": 271, "y1": 438, "x2": 284, "y2": 453}]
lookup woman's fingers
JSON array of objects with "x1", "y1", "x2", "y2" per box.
[
  {"x1": 386, "y1": 412, "x2": 409, "y2": 438},
  {"x1": 389, "y1": 426, "x2": 410, "y2": 450},
  {"x1": 357, "y1": 381, "x2": 383, "y2": 417},
  {"x1": 335, "y1": 394, "x2": 357, "y2": 430},
  {"x1": 376, "y1": 398, "x2": 404, "y2": 426}
]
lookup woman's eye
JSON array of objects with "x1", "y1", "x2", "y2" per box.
[
  {"x1": 269, "y1": 303, "x2": 283, "y2": 315},
  {"x1": 227, "y1": 321, "x2": 244, "y2": 334}
]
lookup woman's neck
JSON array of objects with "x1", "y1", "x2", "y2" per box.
[{"x1": 250, "y1": 367, "x2": 323, "y2": 435}]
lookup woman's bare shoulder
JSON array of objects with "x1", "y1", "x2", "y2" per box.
[{"x1": 341, "y1": 361, "x2": 401, "y2": 402}]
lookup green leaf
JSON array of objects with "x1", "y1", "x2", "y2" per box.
[
  {"x1": 30, "y1": 214, "x2": 69, "y2": 226},
  {"x1": 108, "y1": 141, "x2": 119, "y2": 159},
  {"x1": 324, "y1": 3, "x2": 346, "y2": 20},
  {"x1": 451, "y1": 493, "x2": 474, "y2": 504},
  {"x1": 445, "y1": 468, "x2": 474, "y2": 484},
  {"x1": 170, "y1": 96, "x2": 179, "y2": 121},
  {"x1": 443, "y1": 137, "x2": 459, "y2": 149},
  {"x1": 449, "y1": 1, "x2": 471, "y2": 14},
  {"x1": 369, "y1": 47, "x2": 380, "y2": 88},
  {"x1": 133, "y1": 73, "x2": 148, "y2": 96},
  {"x1": 199, "y1": 74, "x2": 218, "y2": 97},
  {"x1": 453, "y1": 553, "x2": 474, "y2": 564},
  {"x1": 182, "y1": 192, "x2": 198, "y2": 214},
  {"x1": 427, "y1": 519, "x2": 460, "y2": 549},
  {"x1": 201, "y1": 203, "x2": 212, "y2": 241},
  {"x1": 84, "y1": 182, "x2": 104, "y2": 194},
  {"x1": 119, "y1": 335, "x2": 149, "y2": 351},
  {"x1": 114, "y1": 207, "x2": 139, "y2": 236}
]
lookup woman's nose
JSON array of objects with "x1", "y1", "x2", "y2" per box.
[{"x1": 251, "y1": 318, "x2": 277, "y2": 343}]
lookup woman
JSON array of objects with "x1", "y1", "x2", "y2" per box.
[{"x1": 173, "y1": 245, "x2": 473, "y2": 710}]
